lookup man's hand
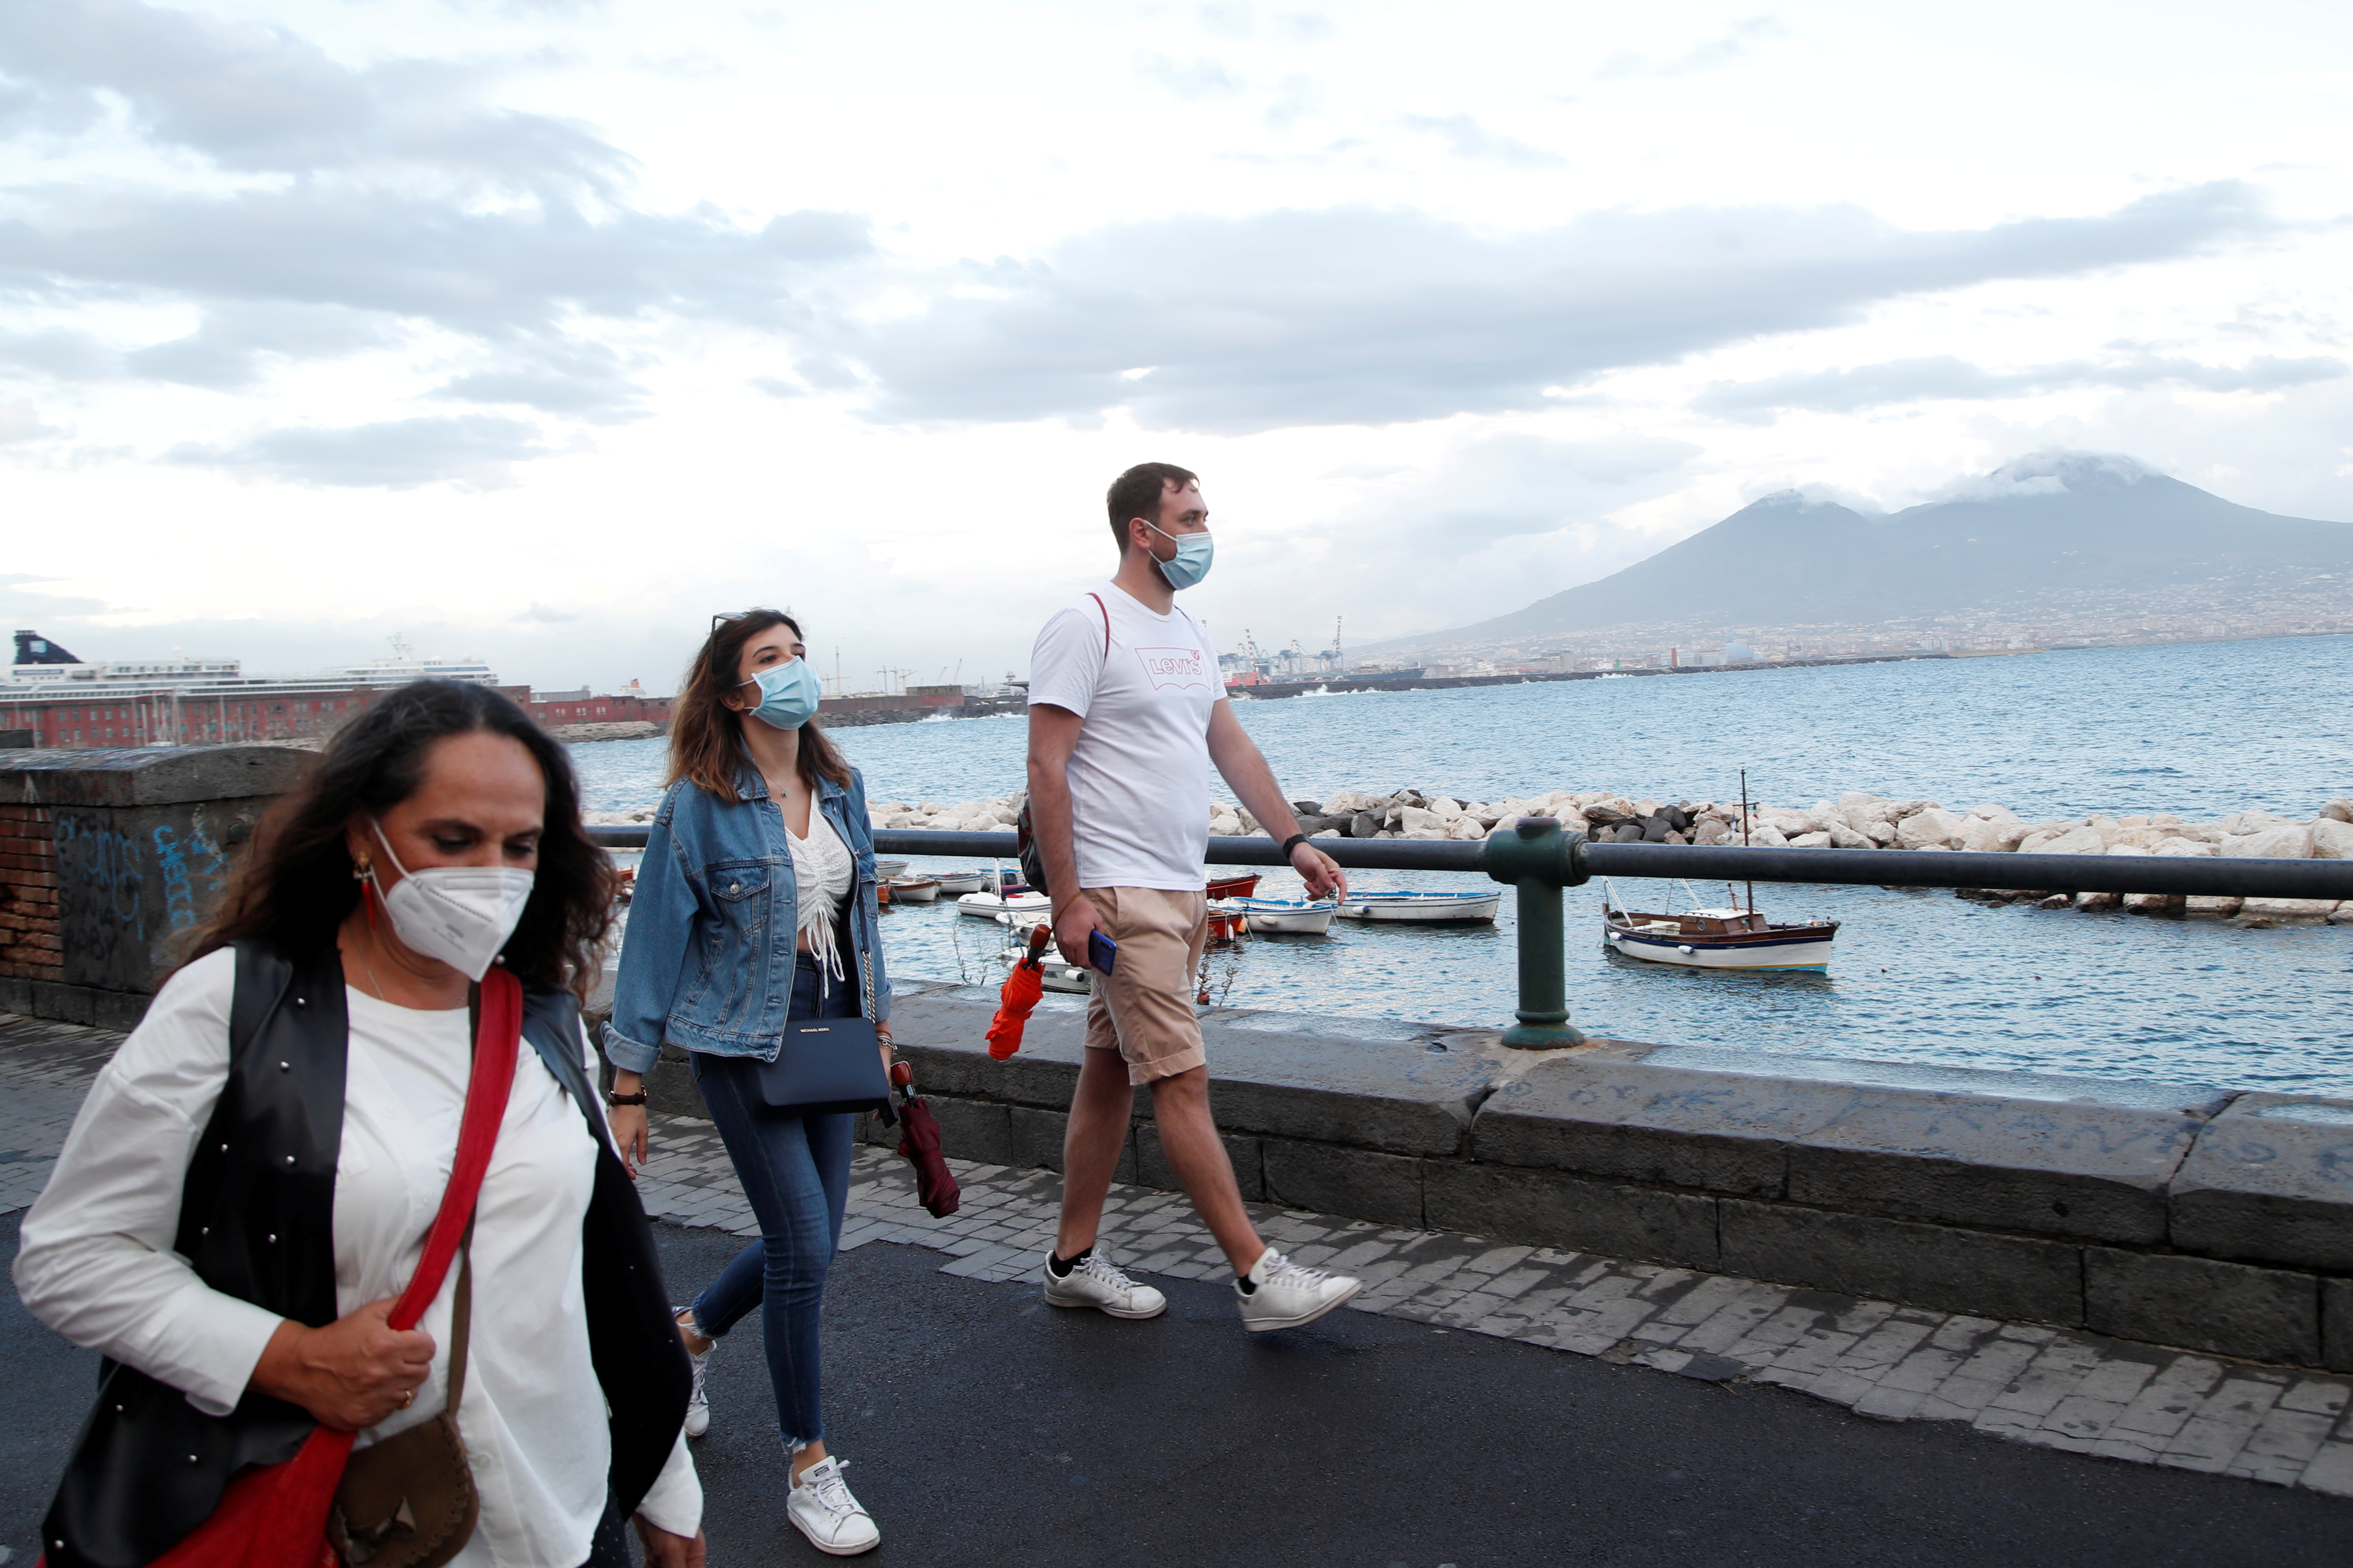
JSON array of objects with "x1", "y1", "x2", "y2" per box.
[
  {"x1": 635, "y1": 1519, "x2": 708, "y2": 1568},
  {"x1": 1291, "y1": 843, "x2": 1348, "y2": 902},
  {"x1": 250, "y1": 1300, "x2": 436, "y2": 1431},
  {"x1": 1055, "y1": 892, "x2": 1108, "y2": 970}
]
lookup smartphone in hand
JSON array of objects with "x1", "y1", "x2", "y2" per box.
[{"x1": 1087, "y1": 931, "x2": 1118, "y2": 974}]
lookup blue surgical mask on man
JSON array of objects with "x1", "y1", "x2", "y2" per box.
[
  {"x1": 1146, "y1": 521, "x2": 1214, "y2": 590},
  {"x1": 743, "y1": 658, "x2": 823, "y2": 730}
]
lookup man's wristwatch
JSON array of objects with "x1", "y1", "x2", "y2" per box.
[
  {"x1": 607, "y1": 1089, "x2": 648, "y2": 1107},
  {"x1": 1280, "y1": 833, "x2": 1309, "y2": 859}
]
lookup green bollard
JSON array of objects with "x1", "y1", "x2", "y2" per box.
[{"x1": 1481, "y1": 816, "x2": 1589, "y2": 1049}]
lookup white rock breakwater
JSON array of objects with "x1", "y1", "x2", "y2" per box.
[{"x1": 587, "y1": 788, "x2": 2353, "y2": 923}]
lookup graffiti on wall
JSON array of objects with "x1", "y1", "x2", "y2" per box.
[{"x1": 55, "y1": 810, "x2": 232, "y2": 990}]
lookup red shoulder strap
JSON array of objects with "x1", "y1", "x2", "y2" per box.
[
  {"x1": 1087, "y1": 592, "x2": 1110, "y2": 655},
  {"x1": 389, "y1": 966, "x2": 519, "y2": 1332}
]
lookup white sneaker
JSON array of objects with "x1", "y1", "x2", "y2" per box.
[
  {"x1": 1041, "y1": 1249, "x2": 1168, "y2": 1319},
  {"x1": 787, "y1": 1456, "x2": 880, "y2": 1556},
  {"x1": 676, "y1": 1309, "x2": 712, "y2": 1438},
  {"x1": 1235, "y1": 1248, "x2": 1360, "y2": 1333}
]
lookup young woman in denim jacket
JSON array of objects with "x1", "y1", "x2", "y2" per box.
[{"x1": 603, "y1": 609, "x2": 892, "y2": 1557}]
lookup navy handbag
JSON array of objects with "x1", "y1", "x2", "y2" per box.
[{"x1": 751, "y1": 943, "x2": 890, "y2": 1117}]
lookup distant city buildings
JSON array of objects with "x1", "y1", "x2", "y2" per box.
[{"x1": 1374, "y1": 577, "x2": 2353, "y2": 673}]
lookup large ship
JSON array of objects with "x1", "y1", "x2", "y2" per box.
[{"x1": 3, "y1": 631, "x2": 666, "y2": 750}]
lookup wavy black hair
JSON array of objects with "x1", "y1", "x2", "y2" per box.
[{"x1": 187, "y1": 679, "x2": 615, "y2": 998}]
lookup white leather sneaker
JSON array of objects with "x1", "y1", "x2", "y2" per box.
[
  {"x1": 1235, "y1": 1248, "x2": 1360, "y2": 1332},
  {"x1": 1041, "y1": 1249, "x2": 1168, "y2": 1319},
  {"x1": 676, "y1": 1309, "x2": 712, "y2": 1438},
  {"x1": 787, "y1": 1456, "x2": 880, "y2": 1556}
]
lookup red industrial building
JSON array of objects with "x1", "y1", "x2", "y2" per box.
[{"x1": 0, "y1": 681, "x2": 673, "y2": 750}]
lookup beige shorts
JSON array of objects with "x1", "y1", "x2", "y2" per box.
[{"x1": 1081, "y1": 886, "x2": 1209, "y2": 1085}]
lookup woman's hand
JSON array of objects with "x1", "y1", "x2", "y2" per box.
[
  {"x1": 635, "y1": 1519, "x2": 708, "y2": 1568},
  {"x1": 249, "y1": 1300, "x2": 435, "y2": 1431},
  {"x1": 609, "y1": 1070, "x2": 649, "y2": 1176}
]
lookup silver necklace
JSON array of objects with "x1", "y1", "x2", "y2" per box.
[{"x1": 357, "y1": 943, "x2": 389, "y2": 1002}]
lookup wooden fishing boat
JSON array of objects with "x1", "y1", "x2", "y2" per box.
[
  {"x1": 931, "y1": 870, "x2": 988, "y2": 895},
  {"x1": 1600, "y1": 880, "x2": 1836, "y2": 971},
  {"x1": 1226, "y1": 896, "x2": 1336, "y2": 934},
  {"x1": 875, "y1": 858, "x2": 910, "y2": 881},
  {"x1": 888, "y1": 876, "x2": 942, "y2": 903},
  {"x1": 1205, "y1": 904, "x2": 1248, "y2": 943},
  {"x1": 1333, "y1": 890, "x2": 1502, "y2": 924},
  {"x1": 1205, "y1": 872, "x2": 1262, "y2": 900}
]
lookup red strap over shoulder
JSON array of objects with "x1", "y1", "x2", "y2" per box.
[
  {"x1": 390, "y1": 965, "x2": 520, "y2": 1332},
  {"x1": 1087, "y1": 592, "x2": 1110, "y2": 656}
]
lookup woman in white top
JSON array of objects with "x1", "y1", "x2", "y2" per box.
[
  {"x1": 16, "y1": 678, "x2": 705, "y2": 1568},
  {"x1": 601, "y1": 610, "x2": 895, "y2": 1557}
]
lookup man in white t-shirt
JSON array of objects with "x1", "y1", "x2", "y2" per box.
[{"x1": 1026, "y1": 462, "x2": 1363, "y2": 1333}]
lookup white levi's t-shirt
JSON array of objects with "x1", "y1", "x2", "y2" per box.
[{"x1": 1027, "y1": 581, "x2": 1227, "y2": 891}]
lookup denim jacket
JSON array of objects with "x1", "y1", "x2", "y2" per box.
[{"x1": 602, "y1": 760, "x2": 889, "y2": 1074}]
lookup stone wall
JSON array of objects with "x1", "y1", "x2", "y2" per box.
[
  {"x1": 851, "y1": 981, "x2": 2353, "y2": 1372},
  {"x1": 0, "y1": 746, "x2": 311, "y2": 1029}
]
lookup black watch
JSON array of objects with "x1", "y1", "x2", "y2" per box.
[
  {"x1": 1280, "y1": 833, "x2": 1310, "y2": 858},
  {"x1": 607, "y1": 1090, "x2": 648, "y2": 1107}
]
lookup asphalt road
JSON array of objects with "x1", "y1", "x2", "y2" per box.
[{"x1": 7, "y1": 1214, "x2": 2349, "y2": 1566}]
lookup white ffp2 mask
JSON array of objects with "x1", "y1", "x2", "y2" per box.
[{"x1": 367, "y1": 820, "x2": 535, "y2": 982}]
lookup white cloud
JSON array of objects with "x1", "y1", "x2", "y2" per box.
[{"x1": 0, "y1": 0, "x2": 2349, "y2": 692}]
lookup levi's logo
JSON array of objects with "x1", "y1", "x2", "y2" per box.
[{"x1": 1136, "y1": 646, "x2": 1209, "y2": 691}]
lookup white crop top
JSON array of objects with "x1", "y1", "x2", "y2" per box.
[{"x1": 789, "y1": 809, "x2": 856, "y2": 991}]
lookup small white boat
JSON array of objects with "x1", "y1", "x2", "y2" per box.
[
  {"x1": 958, "y1": 889, "x2": 1053, "y2": 919},
  {"x1": 875, "y1": 858, "x2": 910, "y2": 880},
  {"x1": 1333, "y1": 890, "x2": 1503, "y2": 924},
  {"x1": 1228, "y1": 896, "x2": 1337, "y2": 934},
  {"x1": 888, "y1": 876, "x2": 942, "y2": 904},
  {"x1": 932, "y1": 870, "x2": 989, "y2": 895},
  {"x1": 998, "y1": 942, "x2": 1092, "y2": 994}
]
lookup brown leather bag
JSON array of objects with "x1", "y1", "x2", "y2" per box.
[{"x1": 326, "y1": 1242, "x2": 480, "y2": 1568}]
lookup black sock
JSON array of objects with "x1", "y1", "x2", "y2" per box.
[{"x1": 1048, "y1": 1246, "x2": 1090, "y2": 1278}]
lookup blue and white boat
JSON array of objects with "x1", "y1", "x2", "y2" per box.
[
  {"x1": 1219, "y1": 896, "x2": 1338, "y2": 934},
  {"x1": 1333, "y1": 890, "x2": 1502, "y2": 924}
]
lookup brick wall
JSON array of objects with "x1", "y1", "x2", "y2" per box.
[{"x1": 0, "y1": 800, "x2": 62, "y2": 984}]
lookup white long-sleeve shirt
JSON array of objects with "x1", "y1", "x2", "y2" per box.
[{"x1": 14, "y1": 949, "x2": 701, "y2": 1568}]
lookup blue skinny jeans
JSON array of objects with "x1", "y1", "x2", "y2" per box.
[{"x1": 688, "y1": 953, "x2": 857, "y2": 1447}]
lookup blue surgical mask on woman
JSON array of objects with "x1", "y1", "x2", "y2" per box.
[
  {"x1": 742, "y1": 658, "x2": 823, "y2": 730},
  {"x1": 1146, "y1": 521, "x2": 1215, "y2": 590}
]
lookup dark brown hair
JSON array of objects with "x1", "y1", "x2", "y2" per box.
[
  {"x1": 667, "y1": 609, "x2": 853, "y2": 805},
  {"x1": 1106, "y1": 462, "x2": 1198, "y2": 552},
  {"x1": 187, "y1": 679, "x2": 615, "y2": 999}
]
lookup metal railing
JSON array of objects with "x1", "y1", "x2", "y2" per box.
[{"x1": 583, "y1": 820, "x2": 2353, "y2": 1050}]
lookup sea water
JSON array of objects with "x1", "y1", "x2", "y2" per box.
[{"x1": 572, "y1": 635, "x2": 2353, "y2": 1096}]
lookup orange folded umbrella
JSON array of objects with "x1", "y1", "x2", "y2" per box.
[{"x1": 987, "y1": 924, "x2": 1053, "y2": 1060}]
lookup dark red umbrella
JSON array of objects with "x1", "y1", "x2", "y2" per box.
[{"x1": 890, "y1": 1059, "x2": 960, "y2": 1217}]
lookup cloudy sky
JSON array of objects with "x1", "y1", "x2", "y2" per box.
[{"x1": 3, "y1": 0, "x2": 2349, "y2": 692}]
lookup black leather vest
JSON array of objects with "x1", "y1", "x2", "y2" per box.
[{"x1": 41, "y1": 943, "x2": 692, "y2": 1568}]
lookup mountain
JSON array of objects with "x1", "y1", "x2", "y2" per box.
[{"x1": 1369, "y1": 453, "x2": 2353, "y2": 654}]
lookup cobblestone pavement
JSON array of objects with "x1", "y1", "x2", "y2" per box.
[{"x1": 9, "y1": 1012, "x2": 2352, "y2": 1505}]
